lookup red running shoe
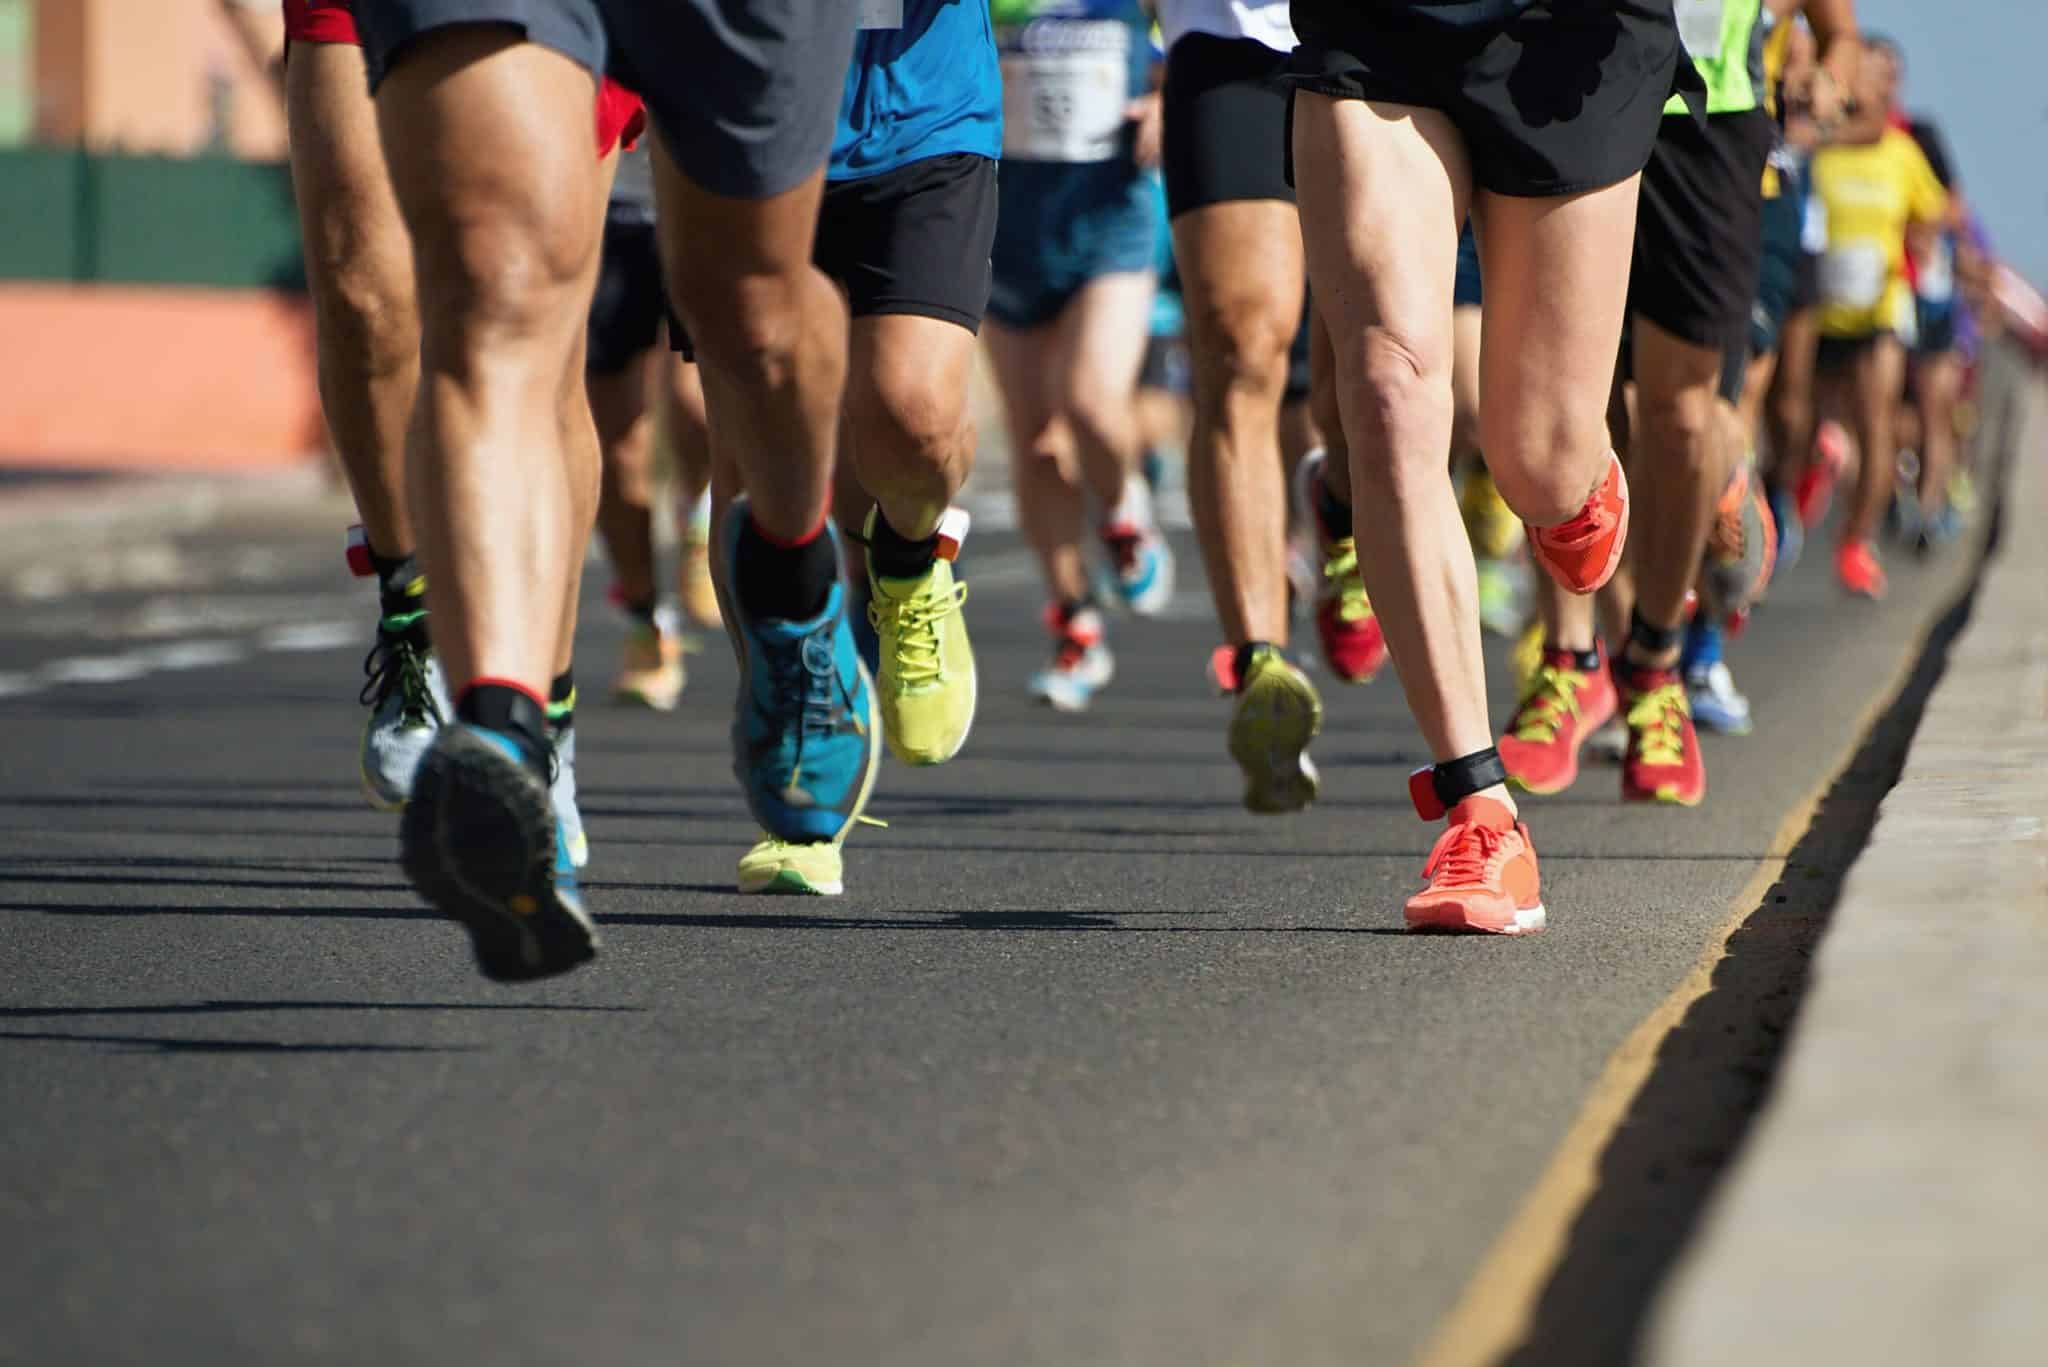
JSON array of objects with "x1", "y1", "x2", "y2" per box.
[
  {"x1": 1404, "y1": 796, "x2": 1546, "y2": 935},
  {"x1": 1835, "y1": 539, "x2": 1887, "y2": 599},
  {"x1": 1528, "y1": 450, "x2": 1629, "y2": 594},
  {"x1": 1498, "y1": 643, "x2": 1620, "y2": 796},
  {"x1": 1620, "y1": 666, "x2": 1706, "y2": 806},
  {"x1": 1296, "y1": 450, "x2": 1388, "y2": 684}
]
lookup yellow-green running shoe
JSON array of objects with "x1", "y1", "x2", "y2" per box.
[
  {"x1": 737, "y1": 833, "x2": 845, "y2": 896},
  {"x1": 1227, "y1": 645, "x2": 1323, "y2": 814},
  {"x1": 864, "y1": 506, "x2": 976, "y2": 766}
]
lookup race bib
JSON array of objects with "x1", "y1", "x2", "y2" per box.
[
  {"x1": 1675, "y1": 0, "x2": 1727, "y2": 61},
  {"x1": 1000, "y1": 23, "x2": 1130, "y2": 162},
  {"x1": 1800, "y1": 194, "x2": 1829, "y2": 254},
  {"x1": 857, "y1": 0, "x2": 902, "y2": 28},
  {"x1": 1819, "y1": 243, "x2": 1888, "y2": 310},
  {"x1": 1917, "y1": 237, "x2": 1955, "y2": 303}
]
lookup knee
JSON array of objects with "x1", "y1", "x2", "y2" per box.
[
  {"x1": 1337, "y1": 325, "x2": 1451, "y2": 487},
  {"x1": 672, "y1": 270, "x2": 807, "y2": 388},
  {"x1": 1187, "y1": 298, "x2": 1294, "y2": 417},
  {"x1": 412, "y1": 203, "x2": 591, "y2": 355},
  {"x1": 1481, "y1": 402, "x2": 1616, "y2": 525},
  {"x1": 850, "y1": 374, "x2": 968, "y2": 485},
  {"x1": 314, "y1": 246, "x2": 417, "y2": 377},
  {"x1": 1633, "y1": 384, "x2": 1721, "y2": 474}
]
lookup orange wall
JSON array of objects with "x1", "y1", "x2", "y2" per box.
[
  {"x1": 34, "y1": 0, "x2": 287, "y2": 158},
  {"x1": 0, "y1": 284, "x2": 322, "y2": 469}
]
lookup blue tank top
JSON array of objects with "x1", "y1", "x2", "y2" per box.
[{"x1": 832, "y1": 1, "x2": 1004, "y2": 181}]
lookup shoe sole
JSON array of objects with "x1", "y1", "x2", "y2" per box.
[
  {"x1": 612, "y1": 681, "x2": 683, "y2": 713},
  {"x1": 1623, "y1": 784, "x2": 1706, "y2": 807},
  {"x1": 1406, "y1": 901, "x2": 1547, "y2": 935},
  {"x1": 1230, "y1": 671, "x2": 1323, "y2": 815},
  {"x1": 400, "y1": 730, "x2": 598, "y2": 983},
  {"x1": 738, "y1": 866, "x2": 844, "y2": 897}
]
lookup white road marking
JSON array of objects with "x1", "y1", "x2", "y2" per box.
[{"x1": 261, "y1": 621, "x2": 360, "y2": 653}]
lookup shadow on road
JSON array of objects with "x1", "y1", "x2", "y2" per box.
[{"x1": 1499, "y1": 503, "x2": 1994, "y2": 1367}]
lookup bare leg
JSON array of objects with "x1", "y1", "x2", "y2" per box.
[
  {"x1": 590, "y1": 349, "x2": 660, "y2": 605},
  {"x1": 1843, "y1": 336, "x2": 1906, "y2": 545},
  {"x1": 1175, "y1": 199, "x2": 1303, "y2": 647},
  {"x1": 1767, "y1": 306, "x2": 1819, "y2": 490},
  {"x1": 985, "y1": 321, "x2": 1090, "y2": 605},
  {"x1": 1912, "y1": 348, "x2": 1963, "y2": 518},
  {"x1": 286, "y1": 41, "x2": 419, "y2": 559},
  {"x1": 845, "y1": 313, "x2": 977, "y2": 540},
  {"x1": 1049, "y1": 272, "x2": 1156, "y2": 508},
  {"x1": 1622, "y1": 318, "x2": 1727, "y2": 668}
]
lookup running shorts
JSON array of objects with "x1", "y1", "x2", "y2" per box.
[
  {"x1": 989, "y1": 159, "x2": 1156, "y2": 330},
  {"x1": 1816, "y1": 330, "x2": 1901, "y2": 373},
  {"x1": 1453, "y1": 222, "x2": 1483, "y2": 308},
  {"x1": 1162, "y1": 32, "x2": 1294, "y2": 218},
  {"x1": 1631, "y1": 109, "x2": 1776, "y2": 353},
  {"x1": 1750, "y1": 185, "x2": 1804, "y2": 357},
  {"x1": 356, "y1": 0, "x2": 852, "y2": 199},
  {"x1": 1281, "y1": 0, "x2": 1689, "y2": 198},
  {"x1": 1913, "y1": 300, "x2": 1958, "y2": 356},
  {"x1": 587, "y1": 213, "x2": 664, "y2": 376},
  {"x1": 289, "y1": 0, "x2": 645, "y2": 155},
  {"x1": 674, "y1": 152, "x2": 998, "y2": 357}
]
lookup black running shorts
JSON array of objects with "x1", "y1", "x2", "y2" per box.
[
  {"x1": 587, "y1": 211, "x2": 664, "y2": 376},
  {"x1": 357, "y1": 0, "x2": 853, "y2": 200},
  {"x1": 673, "y1": 152, "x2": 997, "y2": 358},
  {"x1": 1281, "y1": 0, "x2": 1689, "y2": 198},
  {"x1": 1162, "y1": 32, "x2": 1294, "y2": 218},
  {"x1": 1630, "y1": 108, "x2": 1776, "y2": 353}
]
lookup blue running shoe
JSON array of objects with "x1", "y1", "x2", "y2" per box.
[
  {"x1": 400, "y1": 723, "x2": 597, "y2": 982},
  {"x1": 722, "y1": 500, "x2": 882, "y2": 844},
  {"x1": 1101, "y1": 520, "x2": 1175, "y2": 617},
  {"x1": 846, "y1": 572, "x2": 883, "y2": 681},
  {"x1": 1685, "y1": 661, "x2": 1753, "y2": 736}
]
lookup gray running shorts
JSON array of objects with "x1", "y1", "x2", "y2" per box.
[{"x1": 357, "y1": 0, "x2": 854, "y2": 200}]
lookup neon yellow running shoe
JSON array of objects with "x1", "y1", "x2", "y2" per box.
[
  {"x1": 1460, "y1": 465, "x2": 1525, "y2": 562},
  {"x1": 1510, "y1": 617, "x2": 1546, "y2": 695},
  {"x1": 865, "y1": 506, "x2": 976, "y2": 766},
  {"x1": 1227, "y1": 644, "x2": 1322, "y2": 814},
  {"x1": 737, "y1": 833, "x2": 845, "y2": 896}
]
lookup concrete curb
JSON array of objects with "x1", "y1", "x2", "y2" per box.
[{"x1": 1646, "y1": 348, "x2": 2048, "y2": 1367}]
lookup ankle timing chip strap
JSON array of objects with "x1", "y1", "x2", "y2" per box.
[
  {"x1": 1629, "y1": 609, "x2": 1683, "y2": 659},
  {"x1": 1408, "y1": 747, "x2": 1507, "y2": 821}
]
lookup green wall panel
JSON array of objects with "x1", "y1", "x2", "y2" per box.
[{"x1": 0, "y1": 145, "x2": 86, "y2": 279}]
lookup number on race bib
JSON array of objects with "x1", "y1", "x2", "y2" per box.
[{"x1": 1000, "y1": 43, "x2": 1129, "y2": 162}]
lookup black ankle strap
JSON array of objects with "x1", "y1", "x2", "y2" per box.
[{"x1": 1409, "y1": 747, "x2": 1507, "y2": 820}]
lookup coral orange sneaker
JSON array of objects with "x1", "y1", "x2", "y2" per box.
[
  {"x1": 1498, "y1": 644, "x2": 1619, "y2": 795},
  {"x1": 1528, "y1": 449, "x2": 1630, "y2": 595},
  {"x1": 1835, "y1": 539, "x2": 1887, "y2": 600},
  {"x1": 1404, "y1": 796, "x2": 1546, "y2": 935}
]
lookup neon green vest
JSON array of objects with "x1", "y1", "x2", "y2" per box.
[{"x1": 1665, "y1": 0, "x2": 1765, "y2": 116}]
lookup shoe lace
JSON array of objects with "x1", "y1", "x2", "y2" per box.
[
  {"x1": 1320, "y1": 537, "x2": 1373, "y2": 623},
  {"x1": 1422, "y1": 818, "x2": 1507, "y2": 887},
  {"x1": 358, "y1": 615, "x2": 441, "y2": 728},
  {"x1": 869, "y1": 579, "x2": 967, "y2": 689},
  {"x1": 762, "y1": 624, "x2": 858, "y2": 760},
  {"x1": 1626, "y1": 682, "x2": 1690, "y2": 766},
  {"x1": 1509, "y1": 664, "x2": 1586, "y2": 744}
]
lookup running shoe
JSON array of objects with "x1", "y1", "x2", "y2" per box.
[
  {"x1": 1947, "y1": 468, "x2": 1979, "y2": 519},
  {"x1": 1527, "y1": 449, "x2": 1629, "y2": 594},
  {"x1": 1101, "y1": 520, "x2": 1175, "y2": 616},
  {"x1": 737, "y1": 832, "x2": 845, "y2": 896},
  {"x1": 1797, "y1": 421, "x2": 1850, "y2": 529},
  {"x1": 1227, "y1": 644, "x2": 1322, "y2": 814},
  {"x1": 1700, "y1": 462, "x2": 1776, "y2": 623},
  {"x1": 1916, "y1": 502, "x2": 1962, "y2": 556},
  {"x1": 548, "y1": 715, "x2": 589, "y2": 869},
  {"x1": 1498, "y1": 644, "x2": 1619, "y2": 796},
  {"x1": 400, "y1": 723, "x2": 597, "y2": 982},
  {"x1": 1404, "y1": 795, "x2": 1545, "y2": 935},
  {"x1": 1620, "y1": 667, "x2": 1706, "y2": 806},
  {"x1": 1474, "y1": 558, "x2": 1525, "y2": 639},
  {"x1": 1836, "y1": 539, "x2": 1887, "y2": 600},
  {"x1": 358, "y1": 609, "x2": 450, "y2": 811},
  {"x1": 1685, "y1": 660, "x2": 1753, "y2": 735},
  {"x1": 1460, "y1": 465, "x2": 1525, "y2": 562},
  {"x1": 612, "y1": 617, "x2": 685, "y2": 712},
  {"x1": 1769, "y1": 486, "x2": 1804, "y2": 582},
  {"x1": 1029, "y1": 602, "x2": 1115, "y2": 712},
  {"x1": 1510, "y1": 618, "x2": 1546, "y2": 696},
  {"x1": 864, "y1": 506, "x2": 976, "y2": 765},
  {"x1": 678, "y1": 517, "x2": 722, "y2": 629},
  {"x1": 722, "y1": 499, "x2": 882, "y2": 845},
  {"x1": 1296, "y1": 449, "x2": 1387, "y2": 683}
]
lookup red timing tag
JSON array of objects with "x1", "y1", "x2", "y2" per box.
[
  {"x1": 1408, "y1": 766, "x2": 1445, "y2": 822},
  {"x1": 344, "y1": 524, "x2": 372, "y2": 578}
]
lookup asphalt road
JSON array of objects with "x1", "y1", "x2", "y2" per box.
[{"x1": 0, "y1": 489, "x2": 1979, "y2": 1365}]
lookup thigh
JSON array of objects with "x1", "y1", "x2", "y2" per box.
[
  {"x1": 1171, "y1": 198, "x2": 1305, "y2": 353},
  {"x1": 1053, "y1": 271, "x2": 1156, "y2": 414},
  {"x1": 981, "y1": 320, "x2": 1061, "y2": 444},
  {"x1": 1855, "y1": 336, "x2": 1907, "y2": 415},
  {"x1": 284, "y1": 41, "x2": 411, "y2": 284},
  {"x1": 603, "y1": 0, "x2": 853, "y2": 201},
  {"x1": 1472, "y1": 175, "x2": 1642, "y2": 443},
  {"x1": 1291, "y1": 93, "x2": 1468, "y2": 362},
  {"x1": 819, "y1": 154, "x2": 998, "y2": 334}
]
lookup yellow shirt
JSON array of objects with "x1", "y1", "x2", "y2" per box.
[{"x1": 1811, "y1": 128, "x2": 1948, "y2": 338}]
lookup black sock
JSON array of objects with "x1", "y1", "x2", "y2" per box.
[
  {"x1": 456, "y1": 683, "x2": 550, "y2": 779},
  {"x1": 369, "y1": 550, "x2": 424, "y2": 618},
  {"x1": 866, "y1": 511, "x2": 941, "y2": 580},
  {"x1": 1314, "y1": 473, "x2": 1354, "y2": 538},
  {"x1": 1232, "y1": 640, "x2": 1274, "y2": 693},
  {"x1": 735, "y1": 516, "x2": 837, "y2": 622},
  {"x1": 621, "y1": 593, "x2": 658, "y2": 629},
  {"x1": 547, "y1": 670, "x2": 576, "y2": 732},
  {"x1": 1564, "y1": 642, "x2": 1602, "y2": 672}
]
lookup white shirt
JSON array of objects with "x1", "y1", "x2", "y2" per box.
[{"x1": 1157, "y1": 0, "x2": 1295, "y2": 56}]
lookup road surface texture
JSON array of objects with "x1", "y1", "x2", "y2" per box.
[{"x1": 0, "y1": 444, "x2": 2000, "y2": 1364}]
